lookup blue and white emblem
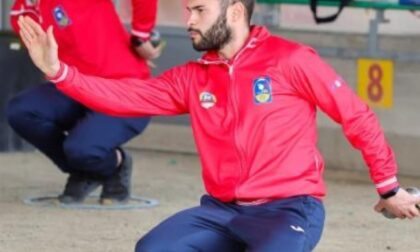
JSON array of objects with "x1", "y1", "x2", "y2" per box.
[
  {"x1": 253, "y1": 76, "x2": 272, "y2": 104},
  {"x1": 53, "y1": 6, "x2": 71, "y2": 27},
  {"x1": 199, "y1": 92, "x2": 217, "y2": 109}
]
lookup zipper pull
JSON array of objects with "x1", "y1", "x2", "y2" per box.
[{"x1": 229, "y1": 65, "x2": 234, "y2": 75}]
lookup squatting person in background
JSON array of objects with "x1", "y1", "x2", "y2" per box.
[{"x1": 7, "y1": 0, "x2": 162, "y2": 204}]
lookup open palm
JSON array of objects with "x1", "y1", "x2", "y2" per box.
[{"x1": 18, "y1": 16, "x2": 60, "y2": 77}]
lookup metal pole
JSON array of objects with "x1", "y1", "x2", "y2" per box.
[
  {"x1": 0, "y1": 0, "x2": 4, "y2": 31},
  {"x1": 367, "y1": 10, "x2": 388, "y2": 58}
]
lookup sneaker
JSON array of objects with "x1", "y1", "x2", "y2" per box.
[
  {"x1": 100, "y1": 149, "x2": 133, "y2": 204},
  {"x1": 58, "y1": 173, "x2": 101, "y2": 204}
]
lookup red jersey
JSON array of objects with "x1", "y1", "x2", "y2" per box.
[
  {"x1": 49, "y1": 26, "x2": 399, "y2": 203},
  {"x1": 10, "y1": 0, "x2": 157, "y2": 79}
]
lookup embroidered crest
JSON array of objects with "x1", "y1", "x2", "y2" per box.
[
  {"x1": 253, "y1": 76, "x2": 272, "y2": 104},
  {"x1": 199, "y1": 92, "x2": 217, "y2": 109},
  {"x1": 53, "y1": 6, "x2": 71, "y2": 27},
  {"x1": 331, "y1": 76, "x2": 345, "y2": 91}
]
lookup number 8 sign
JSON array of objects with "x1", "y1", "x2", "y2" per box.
[{"x1": 357, "y1": 58, "x2": 394, "y2": 108}]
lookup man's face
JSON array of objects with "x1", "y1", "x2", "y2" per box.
[{"x1": 186, "y1": 0, "x2": 232, "y2": 51}]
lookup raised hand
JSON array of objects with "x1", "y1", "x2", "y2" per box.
[
  {"x1": 134, "y1": 40, "x2": 166, "y2": 68},
  {"x1": 18, "y1": 16, "x2": 60, "y2": 76},
  {"x1": 375, "y1": 188, "x2": 420, "y2": 219}
]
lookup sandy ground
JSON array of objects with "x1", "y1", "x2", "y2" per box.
[{"x1": 1, "y1": 150, "x2": 420, "y2": 252}]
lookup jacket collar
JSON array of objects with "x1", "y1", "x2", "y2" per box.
[{"x1": 198, "y1": 25, "x2": 271, "y2": 64}]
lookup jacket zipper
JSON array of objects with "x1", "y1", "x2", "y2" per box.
[
  {"x1": 228, "y1": 64, "x2": 247, "y2": 199},
  {"x1": 198, "y1": 38, "x2": 258, "y2": 199},
  {"x1": 227, "y1": 39, "x2": 257, "y2": 199}
]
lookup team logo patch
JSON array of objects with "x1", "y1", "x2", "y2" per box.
[
  {"x1": 53, "y1": 6, "x2": 71, "y2": 27},
  {"x1": 199, "y1": 92, "x2": 217, "y2": 109},
  {"x1": 331, "y1": 76, "x2": 345, "y2": 91},
  {"x1": 253, "y1": 76, "x2": 273, "y2": 104}
]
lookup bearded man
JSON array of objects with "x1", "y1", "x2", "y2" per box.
[{"x1": 17, "y1": 0, "x2": 420, "y2": 251}]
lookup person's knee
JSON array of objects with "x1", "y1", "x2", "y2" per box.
[
  {"x1": 135, "y1": 234, "x2": 183, "y2": 252},
  {"x1": 6, "y1": 95, "x2": 32, "y2": 131},
  {"x1": 134, "y1": 239, "x2": 147, "y2": 252},
  {"x1": 135, "y1": 239, "x2": 179, "y2": 252},
  {"x1": 137, "y1": 235, "x2": 244, "y2": 252},
  {"x1": 135, "y1": 238, "x2": 161, "y2": 252},
  {"x1": 63, "y1": 139, "x2": 113, "y2": 174}
]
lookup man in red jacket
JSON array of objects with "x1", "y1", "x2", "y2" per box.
[
  {"x1": 6, "y1": 0, "x2": 161, "y2": 204},
  {"x1": 17, "y1": 0, "x2": 420, "y2": 251}
]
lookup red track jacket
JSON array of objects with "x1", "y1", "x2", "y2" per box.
[
  {"x1": 10, "y1": 0, "x2": 157, "y2": 79},
  {"x1": 49, "y1": 26, "x2": 399, "y2": 203}
]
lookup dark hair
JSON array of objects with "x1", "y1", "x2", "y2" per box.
[{"x1": 220, "y1": 0, "x2": 255, "y2": 25}]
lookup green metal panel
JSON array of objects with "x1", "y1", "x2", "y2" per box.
[{"x1": 257, "y1": 0, "x2": 420, "y2": 10}]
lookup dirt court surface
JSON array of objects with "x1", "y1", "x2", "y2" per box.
[{"x1": 1, "y1": 150, "x2": 420, "y2": 252}]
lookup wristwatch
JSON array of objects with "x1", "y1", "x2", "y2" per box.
[
  {"x1": 130, "y1": 30, "x2": 161, "y2": 48},
  {"x1": 380, "y1": 186, "x2": 400, "y2": 199},
  {"x1": 130, "y1": 35, "x2": 147, "y2": 48}
]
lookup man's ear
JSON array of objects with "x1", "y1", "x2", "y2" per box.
[{"x1": 229, "y1": 1, "x2": 245, "y2": 23}]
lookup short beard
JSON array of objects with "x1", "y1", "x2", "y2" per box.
[{"x1": 189, "y1": 14, "x2": 232, "y2": 52}]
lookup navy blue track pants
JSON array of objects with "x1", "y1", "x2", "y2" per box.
[
  {"x1": 6, "y1": 83, "x2": 150, "y2": 177},
  {"x1": 136, "y1": 195, "x2": 325, "y2": 252}
]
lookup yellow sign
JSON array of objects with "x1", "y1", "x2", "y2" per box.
[{"x1": 357, "y1": 58, "x2": 393, "y2": 109}]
